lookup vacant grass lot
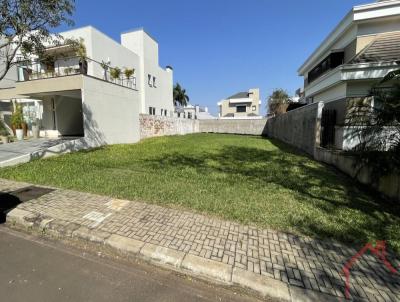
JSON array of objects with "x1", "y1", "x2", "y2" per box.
[{"x1": 1, "y1": 134, "x2": 399, "y2": 251}]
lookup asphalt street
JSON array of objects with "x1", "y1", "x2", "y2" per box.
[{"x1": 0, "y1": 227, "x2": 266, "y2": 302}]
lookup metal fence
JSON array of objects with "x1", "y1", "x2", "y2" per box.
[{"x1": 321, "y1": 109, "x2": 337, "y2": 148}]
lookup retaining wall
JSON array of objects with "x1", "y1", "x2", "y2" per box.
[
  {"x1": 315, "y1": 148, "x2": 400, "y2": 201},
  {"x1": 199, "y1": 119, "x2": 268, "y2": 136},
  {"x1": 140, "y1": 114, "x2": 199, "y2": 139}
]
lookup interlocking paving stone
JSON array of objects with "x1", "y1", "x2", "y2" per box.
[{"x1": 1, "y1": 178, "x2": 399, "y2": 301}]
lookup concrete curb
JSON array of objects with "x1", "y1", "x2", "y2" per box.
[
  {"x1": 232, "y1": 267, "x2": 291, "y2": 301},
  {"x1": 105, "y1": 234, "x2": 144, "y2": 254},
  {"x1": 181, "y1": 254, "x2": 233, "y2": 284},
  {"x1": 6, "y1": 210, "x2": 341, "y2": 302},
  {"x1": 140, "y1": 243, "x2": 185, "y2": 268},
  {"x1": 289, "y1": 286, "x2": 340, "y2": 302},
  {"x1": 6, "y1": 208, "x2": 37, "y2": 228}
]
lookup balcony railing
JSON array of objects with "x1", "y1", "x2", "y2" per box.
[{"x1": 16, "y1": 56, "x2": 137, "y2": 90}]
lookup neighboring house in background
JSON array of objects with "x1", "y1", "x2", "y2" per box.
[
  {"x1": 0, "y1": 26, "x2": 173, "y2": 145},
  {"x1": 218, "y1": 88, "x2": 261, "y2": 119},
  {"x1": 176, "y1": 104, "x2": 216, "y2": 119},
  {"x1": 298, "y1": 0, "x2": 400, "y2": 150}
]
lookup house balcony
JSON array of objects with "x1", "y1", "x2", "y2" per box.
[
  {"x1": 304, "y1": 61, "x2": 400, "y2": 98},
  {"x1": 16, "y1": 56, "x2": 137, "y2": 92}
]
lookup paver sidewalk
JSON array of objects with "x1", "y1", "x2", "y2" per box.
[{"x1": 1, "y1": 178, "x2": 399, "y2": 301}]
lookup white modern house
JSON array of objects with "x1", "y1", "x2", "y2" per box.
[
  {"x1": 218, "y1": 88, "x2": 262, "y2": 119},
  {"x1": 0, "y1": 26, "x2": 174, "y2": 145},
  {"x1": 298, "y1": 0, "x2": 400, "y2": 149},
  {"x1": 176, "y1": 104, "x2": 216, "y2": 120}
]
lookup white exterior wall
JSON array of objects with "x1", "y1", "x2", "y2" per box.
[
  {"x1": 0, "y1": 65, "x2": 18, "y2": 88},
  {"x1": 82, "y1": 76, "x2": 140, "y2": 145},
  {"x1": 121, "y1": 29, "x2": 174, "y2": 116},
  {"x1": 313, "y1": 83, "x2": 347, "y2": 103},
  {"x1": 59, "y1": 26, "x2": 140, "y2": 81},
  {"x1": 55, "y1": 96, "x2": 83, "y2": 136},
  {"x1": 0, "y1": 26, "x2": 173, "y2": 146},
  {"x1": 346, "y1": 80, "x2": 376, "y2": 97},
  {"x1": 358, "y1": 17, "x2": 400, "y2": 36},
  {"x1": 0, "y1": 36, "x2": 18, "y2": 89}
]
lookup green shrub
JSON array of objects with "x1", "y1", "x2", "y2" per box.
[{"x1": 11, "y1": 104, "x2": 25, "y2": 129}]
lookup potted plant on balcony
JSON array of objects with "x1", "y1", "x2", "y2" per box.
[
  {"x1": 101, "y1": 60, "x2": 110, "y2": 81},
  {"x1": 0, "y1": 119, "x2": 9, "y2": 144},
  {"x1": 64, "y1": 67, "x2": 73, "y2": 75},
  {"x1": 11, "y1": 105, "x2": 25, "y2": 141},
  {"x1": 124, "y1": 68, "x2": 135, "y2": 87},
  {"x1": 110, "y1": 67, "x2": 121, "y2": 83},
  {"x1": 77, "y1": 38, "x2": 88, "y2": 75},
  {"x1": 41, "y1": 54, "x2": 56, "y2": 78}
]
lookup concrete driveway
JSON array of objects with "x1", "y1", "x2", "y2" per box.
[{"x1": 0, "y1": 138, "x2": 78, "y2": 167}]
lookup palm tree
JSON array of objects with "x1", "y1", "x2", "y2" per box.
[{"x1": 173, "y1": 83, "x2": 189, "y2": 107}]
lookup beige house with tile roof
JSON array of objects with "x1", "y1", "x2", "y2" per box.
[{"x1": 218, "y1": 88, "x2": 261, "y2": 119}]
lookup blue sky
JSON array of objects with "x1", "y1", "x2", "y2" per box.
[{"x1": 57, "y1": 0, "x2": 367, "y2": 115}]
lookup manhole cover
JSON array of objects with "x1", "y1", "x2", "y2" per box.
[{"x1": 10, "y1": 186, "x2": 54, "y2": 202}]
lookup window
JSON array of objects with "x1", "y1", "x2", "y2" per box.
[
  {"x1": 252, "y1": 106, "x2": 256, "y2": 111},
  {"x1": 161, "y1": 109, "x2": 164, "y2": 116},
  {"x1": 307, "y1": 51, "x2": 344, "y2": 84},
  {"x1": 153, "y1": 77, "x2": 156, "y2": 87},
  {"x1": 164, "y1": 110, "x2": 167, "y2": 116},
  {"x1": 188, "y1": 112, "x2": 192, "y2": 119},
  {"x1": 236, "y1": 106, "x2": 246, "y2": 113},
  {"x1": 149, "y1": 107, "x2": 156, "y2": 115},
  {"x1": 148, "y1": 74, "x2": 152, "y2": 87}
]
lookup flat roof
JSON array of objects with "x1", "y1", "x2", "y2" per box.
[{"x1": 120, "y1": 27, "x2": 158, "y2": 43}]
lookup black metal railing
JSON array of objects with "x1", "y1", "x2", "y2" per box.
[{"x1": 17, "y1": 56, "x2": 137, "y2": 90}]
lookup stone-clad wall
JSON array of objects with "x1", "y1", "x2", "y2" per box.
[
  {"x1": 199, "y1": 119, "x2": 268, "y2": 136},
  {"x1": 140, "y1": 114, "x2": 199, "y2": 139},
  {"x1": 140, "y1": 115, "x2": 268, "y2": 139},
  {"x1": 265, "y1": 103, "x2": 320, "y2": 156}
]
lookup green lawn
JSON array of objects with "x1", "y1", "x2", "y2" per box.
[{"x1": 1, "y1": 133, "x2": 399, "y2": 251}]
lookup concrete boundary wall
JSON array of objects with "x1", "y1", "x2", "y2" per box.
[
  {"x1": 265, "y1": 101, "x2": 399, "y2": 201},
  {"x1": 140, "y1": 114, "x2": 199, "y2": 139},
  {"x1": 265, "y1": 103, "x2": 320, "y2": 156},
  {"x1": 199, "y1": 119, "x2": 268, "y2": 136}
]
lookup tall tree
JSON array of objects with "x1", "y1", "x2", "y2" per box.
[
  {"x1": 0, "y1": 0, "x2": 75, "y2": 81},
  {"x1": 267, "y1": 88, "x2": 290, "y2": 116},
  {"x1": 173, "y1": 83, "x2": 189, "y2": 107}
]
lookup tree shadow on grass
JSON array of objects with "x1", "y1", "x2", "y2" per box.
[{"x1": 144, "y1": 137, "x2": 400, "y2": 251}]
